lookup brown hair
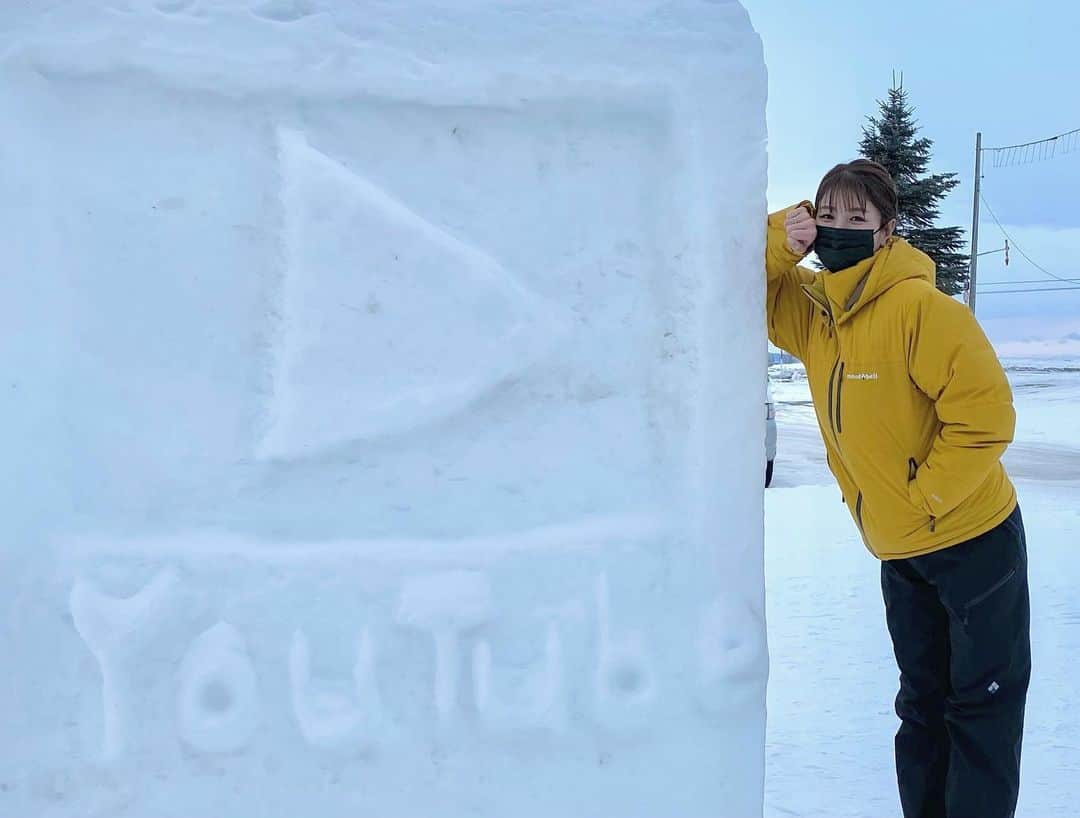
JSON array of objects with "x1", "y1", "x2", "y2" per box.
[{"x1": 814, "y1": 159, "x2": 898, "y2": 225}]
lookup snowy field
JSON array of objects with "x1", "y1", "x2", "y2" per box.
[{"x1": 764, "y1": 358, "x2": 1080, "y2": 817}]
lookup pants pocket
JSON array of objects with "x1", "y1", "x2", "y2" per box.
[
  {"x1": 961, "y1": 567, "x2": 1018, "y2": 625},
  {"x1": 911, "y1": 510, "x2": 1025, "y2": 626}
]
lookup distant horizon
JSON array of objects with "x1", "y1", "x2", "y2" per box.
[{"x1": 771, "y1": 342, "x2": 1080, "y2": 364}]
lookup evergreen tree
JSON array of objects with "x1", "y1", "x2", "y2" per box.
[{"x1": 859, "y1": 81, "x2": 969, "y2": 296}]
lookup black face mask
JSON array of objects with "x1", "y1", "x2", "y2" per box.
[{"x1": 814, "y1": 226, "x2": 882, "y2": 272}]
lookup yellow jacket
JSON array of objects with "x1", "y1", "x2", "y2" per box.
[{"x1": 766, "y1": 204, "x2": 1017, "y2": 560}]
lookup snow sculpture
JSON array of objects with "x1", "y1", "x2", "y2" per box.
[
  {"x1": 176, "y1": 622, "x2": 261, "y2": 755},
  {"x1": 2, "y1": 1, "x2": 769, "y2": 815}
]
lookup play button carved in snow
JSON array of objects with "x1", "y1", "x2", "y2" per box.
[{"x1": 262, "y1": 128, "x2": 571, "y2": 459}]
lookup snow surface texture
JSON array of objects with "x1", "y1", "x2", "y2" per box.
[
  {"x1": 0, "y1": 2, "x2": 769, "y2": 816},
  {"x1": 764, "y1": 361, "x2": 1080, "y2": 815}
]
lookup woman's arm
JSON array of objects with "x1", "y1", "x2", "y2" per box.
[
  {"x1": 765, "y1": 203, "x2": 816, "y2": 361},
  {"x1": 906, "y1": 288, "x2": 1016, "y2": 519}
]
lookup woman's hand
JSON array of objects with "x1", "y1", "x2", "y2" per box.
[{"x1": 784, "y1": 205, "x2": 816, "y2": 256}]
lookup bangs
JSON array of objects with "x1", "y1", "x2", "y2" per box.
[{"x1": 815, "y1": 171, "x2": 869, "y2": 214}]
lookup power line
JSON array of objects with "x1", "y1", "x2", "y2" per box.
[
  {"x1": 966, "y1": 126, "x2": 1079, "y2": 314},
  {"x1": 985, "y1": 126, "x2": 1080, "y2": 152},
  {"x1": 977, "y1": 285, "x2": 1080, "y2": 295},
  {"x1": 979, "y1": 278, "x2": 1080, "y2": 286},
  {"x1": 983, "y1": 126, "x2": 1080, "y2": 169},
  {"x1": 978, "y1": 194, "x2": 1073, "y2": 283}
]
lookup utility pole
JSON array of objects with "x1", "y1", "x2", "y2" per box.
[{"x1": 967, "y1": 132, "x2": 982, "y2": 314}]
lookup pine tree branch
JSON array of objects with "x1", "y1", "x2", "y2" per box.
[{"x1": 858, "y1": 82, "x2": 968, "y2": 295}]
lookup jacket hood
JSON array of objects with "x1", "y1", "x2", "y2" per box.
[{"x1": 802, "y1": 237, "x2": 936, "y2": 324}]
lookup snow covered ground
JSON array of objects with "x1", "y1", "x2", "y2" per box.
[{"x1": 764, "y1": 359, "x2": 1080, "y2": 817}]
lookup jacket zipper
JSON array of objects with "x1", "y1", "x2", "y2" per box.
[
  {"x1": 910, "y1": 457, "x2": 937, "y2": 534},
  {"x1": 826, "y1": 333, "x2": 863, "y2": 540},
  {"x1": 802, "y1": 284, "x2": 844, "y2": 452},
  {"x1": 827, "y1": 357, "x2": 839, "y2": 438},
  {"x1": 835, "y1": 362, "x2": 845, "y2": 434},
  {"x1": 807, "y1": 293, "x2": 865, "y2": 539},
  {"x1": 826, "y1": 357, "x2": 843, "y2": 452}
]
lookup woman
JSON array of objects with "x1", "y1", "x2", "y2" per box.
[{"x1": 766, "y1": 159, "x2": 1030, "y2": 818}]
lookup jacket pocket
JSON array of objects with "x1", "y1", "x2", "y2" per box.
[{"x1": 909, "y1": 457, "x2": 936, "y2": 533}]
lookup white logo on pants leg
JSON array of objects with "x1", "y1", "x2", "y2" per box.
[{"x1": 988, "y1": 681, "x2": 1000, "y2": 695}]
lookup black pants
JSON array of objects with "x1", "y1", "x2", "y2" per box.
[{"x1": 881, "y1": 505, "x2": 1031, "y2": 818}]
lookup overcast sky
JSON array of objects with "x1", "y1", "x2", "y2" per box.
[{"x1": 743, "y1": 0, "x2": 1080, "y2": 352}]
